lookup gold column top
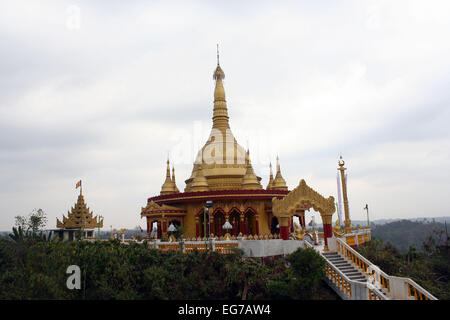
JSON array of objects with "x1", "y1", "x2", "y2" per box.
[{"x1": 338, "y1": 155, "x2": 346, "y2": 169}]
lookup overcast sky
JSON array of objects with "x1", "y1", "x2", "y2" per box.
[{"x1": 1, "y1": 0, "x2": 449, "y2": 231}]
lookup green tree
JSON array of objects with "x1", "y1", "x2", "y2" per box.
[
  {"x1": 267, "y1": 248, "x2": 325, "y2": 300},
  {"x1": 14, "y1": 208, "x2": 48, "y2": 233}
]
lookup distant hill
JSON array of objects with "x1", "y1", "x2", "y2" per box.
[
  {"x1": 351, "y1": 216, "x2": 450, "y2": 227},
  {"x1": 369, "y1": 220, "x2": 448, "y2": 253}
]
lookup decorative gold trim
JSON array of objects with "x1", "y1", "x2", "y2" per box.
[{"x1": 272, "y1": 179, "x2": 335, "y2": 218}]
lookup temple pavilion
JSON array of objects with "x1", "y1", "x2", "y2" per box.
[
  {"x1": 56, "y1": 185, "x2": 103, "y2": 241},
  {"x1": 140, "y1": 56, "x2": 344, "y2": 248}
]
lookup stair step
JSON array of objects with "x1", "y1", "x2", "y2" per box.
[
  {"x1": 343, "y1": 271, "x2": 363, "y2": 275},
  {"x1": 330, "y1": 260, "x2": 346, "y2": 264},
  {"x1": 338, "y1": 268, "x2": 355, "y2": 273},
  {"x1": 336, "y1": 264, "x2": 353, "y2": 269},
  {"x1": 345, "y1": 274, "x2": 363, "y2": 278},
  {"x1": 337, "y1": 267, "x2": 355, "y2": 272}
]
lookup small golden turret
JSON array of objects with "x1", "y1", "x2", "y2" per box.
[
  {"x1": 266, "y1": 162, "x2": 274, "y2": 189},
  {"x1": 241, "y1": 150, "x2": 262, "y2": 190},
  {"x1": 190, "y1": 164, "x2": 209, "y2": 192},
  {"x1": 272, "y1": 156, "x2": 288, "y2": 190},
  {"x1": 160, "y1": 159, "x2": 177, "y2": 195},
  {"x1": 172, "y1": 167, "x2": 180, "y2": 193}
]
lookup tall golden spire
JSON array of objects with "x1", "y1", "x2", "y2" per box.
[
  {"x1": 273, "y1": 156, "x2": 288, "y2": 190},
  {"x1": 184, "y1": 49, "x2": 252, "y2": 191},
  {"x1": 212, "y1": 45, "x2": 229, "y2": 131},
  {"x1": 266, "y1": 162, "x2": 274, "y2": 189}
]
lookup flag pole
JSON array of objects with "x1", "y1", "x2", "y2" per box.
[
  {"x1": 364, "y1": 204, "x2": 370, "y2": 227},
  {"x1": 98, "y1": 215, "x2": 102, "y2": 241},
  {"x1": 80, "y1": 180, "x2": 83, "y2": 240}
]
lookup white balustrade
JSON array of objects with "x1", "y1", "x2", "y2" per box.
[{"x1": 335, "y1": 238, "x2": 437, "y2": 300}]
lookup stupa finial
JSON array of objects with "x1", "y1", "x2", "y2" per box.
[{"x1": 217, "y1": 43, "x2": 220, "y2": 66}]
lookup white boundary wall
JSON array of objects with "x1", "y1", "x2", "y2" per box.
[{"x1": 238, "y1": 239, "x2": 305, "y2": 257}]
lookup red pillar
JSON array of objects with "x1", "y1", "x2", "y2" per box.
[
  {"x1": 162, "y1": 219, "x2": 167, "y2": 235},
  {"x1": 255, "y1": 216, "x2": 259, "y2": 235},
  {"x1": 146, "y1": 219, "x2": 150, "y2": 238},
  {"x1": 195, "y1": 217, "x2": 199, "y2": 237},
  {"x1": 323, "y1": 223, "x2": 332, "y2": 247},
  {"x1": 280, "y1": 226, "x2": 289, "y2": 240}
]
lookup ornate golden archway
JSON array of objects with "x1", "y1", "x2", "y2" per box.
[{"x1": 272, "y1": 179, "x2": 335, "y2": 246}]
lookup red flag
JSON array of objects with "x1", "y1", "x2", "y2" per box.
[{"x1": 76, "y1": 180, "x2": 81, "y2": 189}]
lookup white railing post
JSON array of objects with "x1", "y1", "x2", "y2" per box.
[{"x1": 327, "y1": 237, "x2": 337, "y2": 251}]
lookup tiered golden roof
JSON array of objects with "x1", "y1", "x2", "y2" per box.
[{"x1": 56, "y1": 193, "x2": 103, "y2": 229}]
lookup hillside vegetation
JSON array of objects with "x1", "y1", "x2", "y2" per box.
[
  {"x1": 0, "y1": 236, "x2": 338, "y2": 300},
  {"x1": 358, "y1": 223, "x2": 449, "y2": 299},
  {"x1": 370, "y1": 219, "x2": 447, "y2": 253}
]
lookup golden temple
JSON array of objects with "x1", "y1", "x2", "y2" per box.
[{"x1": 141, "y1": 56, "x2": 340, "y2": 247}]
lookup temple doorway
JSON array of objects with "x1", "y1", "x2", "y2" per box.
[
  {"x1": 271, "y1": 217, "x2": 279, "y2": 235},
  {"x1": 244, "y1": 210, "x2": 256, "y2": 235},
  {"x1": 213, "y1": 210, "x2": 226, "y2": 237},
  {"x1": 150, "y1": 221, "x2": 162, "y2": 239},
  {"x1": 229, "y1": 210, "x2": 241, "y2": 236}
]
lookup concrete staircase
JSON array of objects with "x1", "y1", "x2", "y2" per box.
[
  {"x1": 320, "y1": 249, "x2": 389, "y2": 300},
  {"x1": 322, "y1": 252, "x2": 367, "y2": 282},
  {"x1": 315, "y1": 238, "x2": 438, "y2": 300}
]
